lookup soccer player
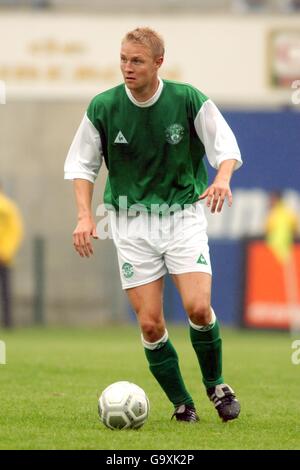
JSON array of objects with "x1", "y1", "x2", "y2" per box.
[{"x1": 64, "y1": 27, "x2": 242, "y2": 423}]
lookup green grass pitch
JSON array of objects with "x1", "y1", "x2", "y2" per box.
[{"x1": 0, "y1": 325, "x2": 299, "y2": 450}]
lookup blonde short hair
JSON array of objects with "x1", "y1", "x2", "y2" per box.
[{"x1": 122, "y1": 27, "x2": 165, "y2": 58}]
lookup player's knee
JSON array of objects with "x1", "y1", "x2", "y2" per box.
[
  {"x1": 140, "y1": 318, "x2": 165, "y2": 342},
  {"x1": 187, "y1": 302, "x2": 211, "y2": 326}
]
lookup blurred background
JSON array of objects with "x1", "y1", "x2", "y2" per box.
[{"x1": 0, "y1": 0, "x2": 299, "y2": 329}]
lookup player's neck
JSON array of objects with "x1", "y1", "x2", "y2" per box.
[{"x1": 130, "y1": 77, "x2": 160, "y2": 103}]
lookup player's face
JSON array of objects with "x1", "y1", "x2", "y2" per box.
[{"x1": 120, "y1": 41, "x2": 163, "y2": 94}]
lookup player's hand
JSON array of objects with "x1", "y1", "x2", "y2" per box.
[
  {"x1": 199, "y1": 178, "x2": 233, "y2": 213},
  {"x1": 72, "y1": 216, "x2": 98, "y2": 258}
]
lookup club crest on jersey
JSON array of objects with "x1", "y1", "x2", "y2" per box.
[{"x1": 165, "y1": 123, "x2": 184, "y2": 145}]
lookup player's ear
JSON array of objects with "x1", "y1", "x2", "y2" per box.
[{"x1": 155, "y1": 56, "x2": 164, "y2": 69}]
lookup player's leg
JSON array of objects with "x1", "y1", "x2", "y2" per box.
[
  {"x1": 126, "y1": 277, "x2": 199, "y2": 422},
  {"x1": 172, "y1": 272, "x2": 240, "y2": 421},
  {"x1": 165, "y1": 203, "x2": 240, "y2": 421},
  {"x1": 110, "y1": 210, "x2": 198, "y2": 421},
  {"x1": 172, "y1": 272, "x2": 222, "y2": 386},
  {"x1": 0, "y1": 263, "x2": 12, "y2": 328}
]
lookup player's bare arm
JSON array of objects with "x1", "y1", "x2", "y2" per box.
[
  {"x1": 73, "y1": 179, "x2": 98, "y2": 258},
  {"x1": 199, "y1": 159, "x2": 237, "y2": 213}
]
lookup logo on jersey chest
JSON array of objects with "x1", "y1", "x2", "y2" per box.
[
  {"x1": 114, "y1": 130, "x2": 128, "y2": 144},
  {"x1": 165, "y1": 123, "x2": 184, "y2": 145}
]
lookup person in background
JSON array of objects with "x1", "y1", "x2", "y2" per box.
[
  {"x1": 265, "y1": 190, "x2": 299, "y2": 263},
  {"x1": 0, "y1": 184, "x2": 23, "y2": 328}
]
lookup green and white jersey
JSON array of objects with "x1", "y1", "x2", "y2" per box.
[{"x1": 64, "y1": 78, "x2": 242, "y2": 211}]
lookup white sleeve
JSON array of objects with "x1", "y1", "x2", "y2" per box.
[
  {"x1": 64, "y1": 113, "x2": 103, "y2": 183},
  {"x1": 194, "y1": 99, "x2": 242, "y2": 170}
]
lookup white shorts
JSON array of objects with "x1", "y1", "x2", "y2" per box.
[{"x1": 108, "y1": 202, "x2": 212, "y2": 289}]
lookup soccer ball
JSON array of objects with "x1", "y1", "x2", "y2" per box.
[{"x1": 98, "y1": 381, "x2": 150, "y2": 430}]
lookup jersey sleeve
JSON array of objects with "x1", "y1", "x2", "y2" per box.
[
  {"x1": 193, "y1": 99, "x2": 242, "y2": 170},
  {"x1": 64, "y1": 111, "x2": 103, "y2": 183}
]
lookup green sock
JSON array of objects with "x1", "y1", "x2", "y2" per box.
[
  {"x1": 189, "y1": 318, "x2": 224, "y2": 389},
  {"x1": 144, "y1": 338, "x2": 194, "y2": 408}
]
